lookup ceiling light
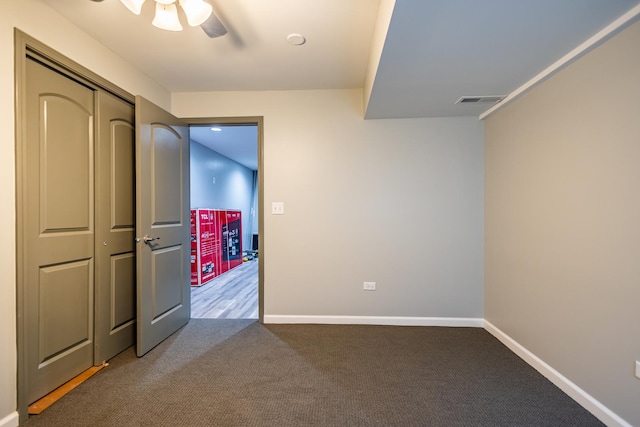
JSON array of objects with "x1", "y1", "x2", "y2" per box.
[
  {"x1": 152, "y1": 2, "x2": 182, "y2": 31},
  {"x1": 121, "y1": 0, "x2": 145, "y2": 14},
  {"x1": 180, "y1": 0, "x2": 213, "y2": 27},
  {"x1": 120, "y1": 0, "x2": 213, "y2": 32}
]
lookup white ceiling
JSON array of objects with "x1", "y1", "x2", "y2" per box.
[
  {"x1": 37, "y1": 0, "x2": 640, "y2": 167},
  {"x1": 40, "y1": 0, "x2": 380, "y2": 92}
]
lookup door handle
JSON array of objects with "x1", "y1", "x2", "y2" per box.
[
  {"x1": 143, "y1": 235, "x2": 160, "y2": 244},
  {"x1": 135, "y1": 235, "x2": 160, "y2": 244}
]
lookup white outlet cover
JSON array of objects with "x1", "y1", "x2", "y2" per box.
[
  {"x1": 635, "y1": 361, "x2": 640, "y2": 379},
  {"x1": 363, "y1": 281, "x2": 376, "y2": 291}
]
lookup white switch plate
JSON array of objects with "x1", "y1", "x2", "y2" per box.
[
  {"x1": 272, "y1": 202, "x2": 285, "y2": 215},
  {"x1": 363, "y1": 281, "x2": 376, "y2": 291},
  {"x1": 635, "y1": 361, "x2": 640, "y2": 379}
]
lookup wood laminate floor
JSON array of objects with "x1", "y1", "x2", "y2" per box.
[{"x1": 191, "y1": 259, "x2": 259, "y2": 319}]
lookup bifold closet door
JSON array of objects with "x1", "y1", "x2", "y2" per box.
[
  {"x1": 94, "y1": 91, "x2": 136, "y2": 363},
  {"x1": 24, "y1": 58, "x2": 95, "y2": 404}
]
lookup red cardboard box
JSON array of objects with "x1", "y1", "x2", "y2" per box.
[{"x1": 190, "y1": 208, "x2": 242, "y2": 286}]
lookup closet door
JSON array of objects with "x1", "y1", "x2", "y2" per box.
[
  {"x1": 24, "y1": 58, "x2": 95, "y2": 403},
  {"x1": 95, "y1": 91, "x2": 136, "y2": 363},
  {"x1": 135, "y1": 96, "x2": 190, "y2": 356}
]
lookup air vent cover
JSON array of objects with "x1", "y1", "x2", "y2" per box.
[{"x1": 456, "y1": 96, "x2": 505, "y2": 104}]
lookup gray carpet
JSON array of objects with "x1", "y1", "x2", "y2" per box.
[{"x1": 23, "y1": 320, "x2": 604, "y2": 426}]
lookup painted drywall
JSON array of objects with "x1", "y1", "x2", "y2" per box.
[
  {"x1": 0, "y1": 1, "x2": 171, "y2": 424},
  {"x1": 484, "y1": 20, "x2": 640, "y2": 426},
  {"x1": 190, "y1": 141, "x2": 256, "y2": 252},
  {"x1": 173, "y1": 89, "x2": 484, "y2": 319}
]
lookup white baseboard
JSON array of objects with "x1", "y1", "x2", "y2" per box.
[
  {"x1": 0, "y1": 412, "x2": 19, "y2": 427},
  {"x1": 484, "y1": 320, "x2": 631, "y2": 427},
  {"x1": 263, "y1": 315, "x2": 483, "y2": 327}
]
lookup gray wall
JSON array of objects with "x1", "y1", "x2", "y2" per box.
[
  {"x1": 485, "y1": 21, "x2": 640, "y2": 426},
  {"x1": 190, "y1": 140, "x2": 256, "y2": 252},
  {"x1": 174, "y1": 89, "x2": 485, "y2": 320}
]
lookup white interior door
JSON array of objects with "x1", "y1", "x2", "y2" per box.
[{"x1": 135, "y1": 95, "x2": 190, "y2": 356}]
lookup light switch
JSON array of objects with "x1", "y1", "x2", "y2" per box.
[{"x1": 272, "y1": 202, "x2": 285, "y2": 215}]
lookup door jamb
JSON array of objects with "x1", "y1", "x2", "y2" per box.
[{"x1": 182, "y1": 117, "x2": 264, "y2": 324}]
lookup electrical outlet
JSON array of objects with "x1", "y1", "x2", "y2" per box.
[
  {"x1": 635, "y1": 361, "x2": 640, "y2": 379},
  {"x1": 363, "y1": 281, "x2": 376, "y2": 291}
]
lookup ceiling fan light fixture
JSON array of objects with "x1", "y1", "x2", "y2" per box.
[
  {"x1": 152, "y1": 2, "x2": 183, "y2": 31},
  {"x1": 120, "y1": 0, "x2": 146, "y2": 15},
  {"x1": 179, "y1": 0, "x2": 213, "y2": 27}
]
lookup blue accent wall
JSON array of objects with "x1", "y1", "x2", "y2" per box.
[{"x1": 190, "y1": 140, "x2": 256, "y2": 252}]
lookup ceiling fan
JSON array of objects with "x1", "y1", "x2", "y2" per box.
[{"x1": 94, "y1": 0, "x2": 227, "y2": 38}]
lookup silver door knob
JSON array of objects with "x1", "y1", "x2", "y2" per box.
[
  {"x1": 143, "y1": 235, "x2": 160, "y2": 244},
  {"x1": 136, "y1": 235, "x2": 160, "y2": 244}
]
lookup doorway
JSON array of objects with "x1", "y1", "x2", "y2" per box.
[{"x1": 186, "y1": 120, "x2": 263, "y2": 320}]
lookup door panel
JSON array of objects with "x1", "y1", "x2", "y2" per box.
[
  {"x1": 38, "y1": 259, "x2": 92, "y2": 361},
  {"x1": 151, "y1": 245, "x2": 184, "y2": 316},
  {"x1": 40, "y1": 96, "x2": 93, "y2": 231},
  {"x1": 25, "y1": 58, "x2": 95, "y2": 403},
  {"x1": 151, "y1": 126, "x2": 183, "y2": 224},
  {"x1": 111, "y1": 254, "x2": 135, "y2": 327},
  {"x1": 136, "y1": 96, "x2": 190, "y2": 357},
  {"x1": 95, "y1": 91, "x2": 136, "y2": 363}
]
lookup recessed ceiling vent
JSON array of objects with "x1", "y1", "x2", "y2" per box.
[{"x1": 456, "y1": 96, "x2": 506, "y2": 104}]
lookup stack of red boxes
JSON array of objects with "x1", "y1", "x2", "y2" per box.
[{"x1": 190, "y1": 208, "x2": 243, "y2": 287}]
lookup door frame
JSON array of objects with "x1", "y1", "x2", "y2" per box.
[
  {"x1": 14, "y1": 30, "x2": 135, "y2": 423},
  {"x1": 183, "y1": 117, "x2": 264, "y2": 324}
]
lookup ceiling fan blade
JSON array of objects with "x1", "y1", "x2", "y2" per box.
[{"x1": 200, "y1": 12, "x2": 227, "y2": 38}]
